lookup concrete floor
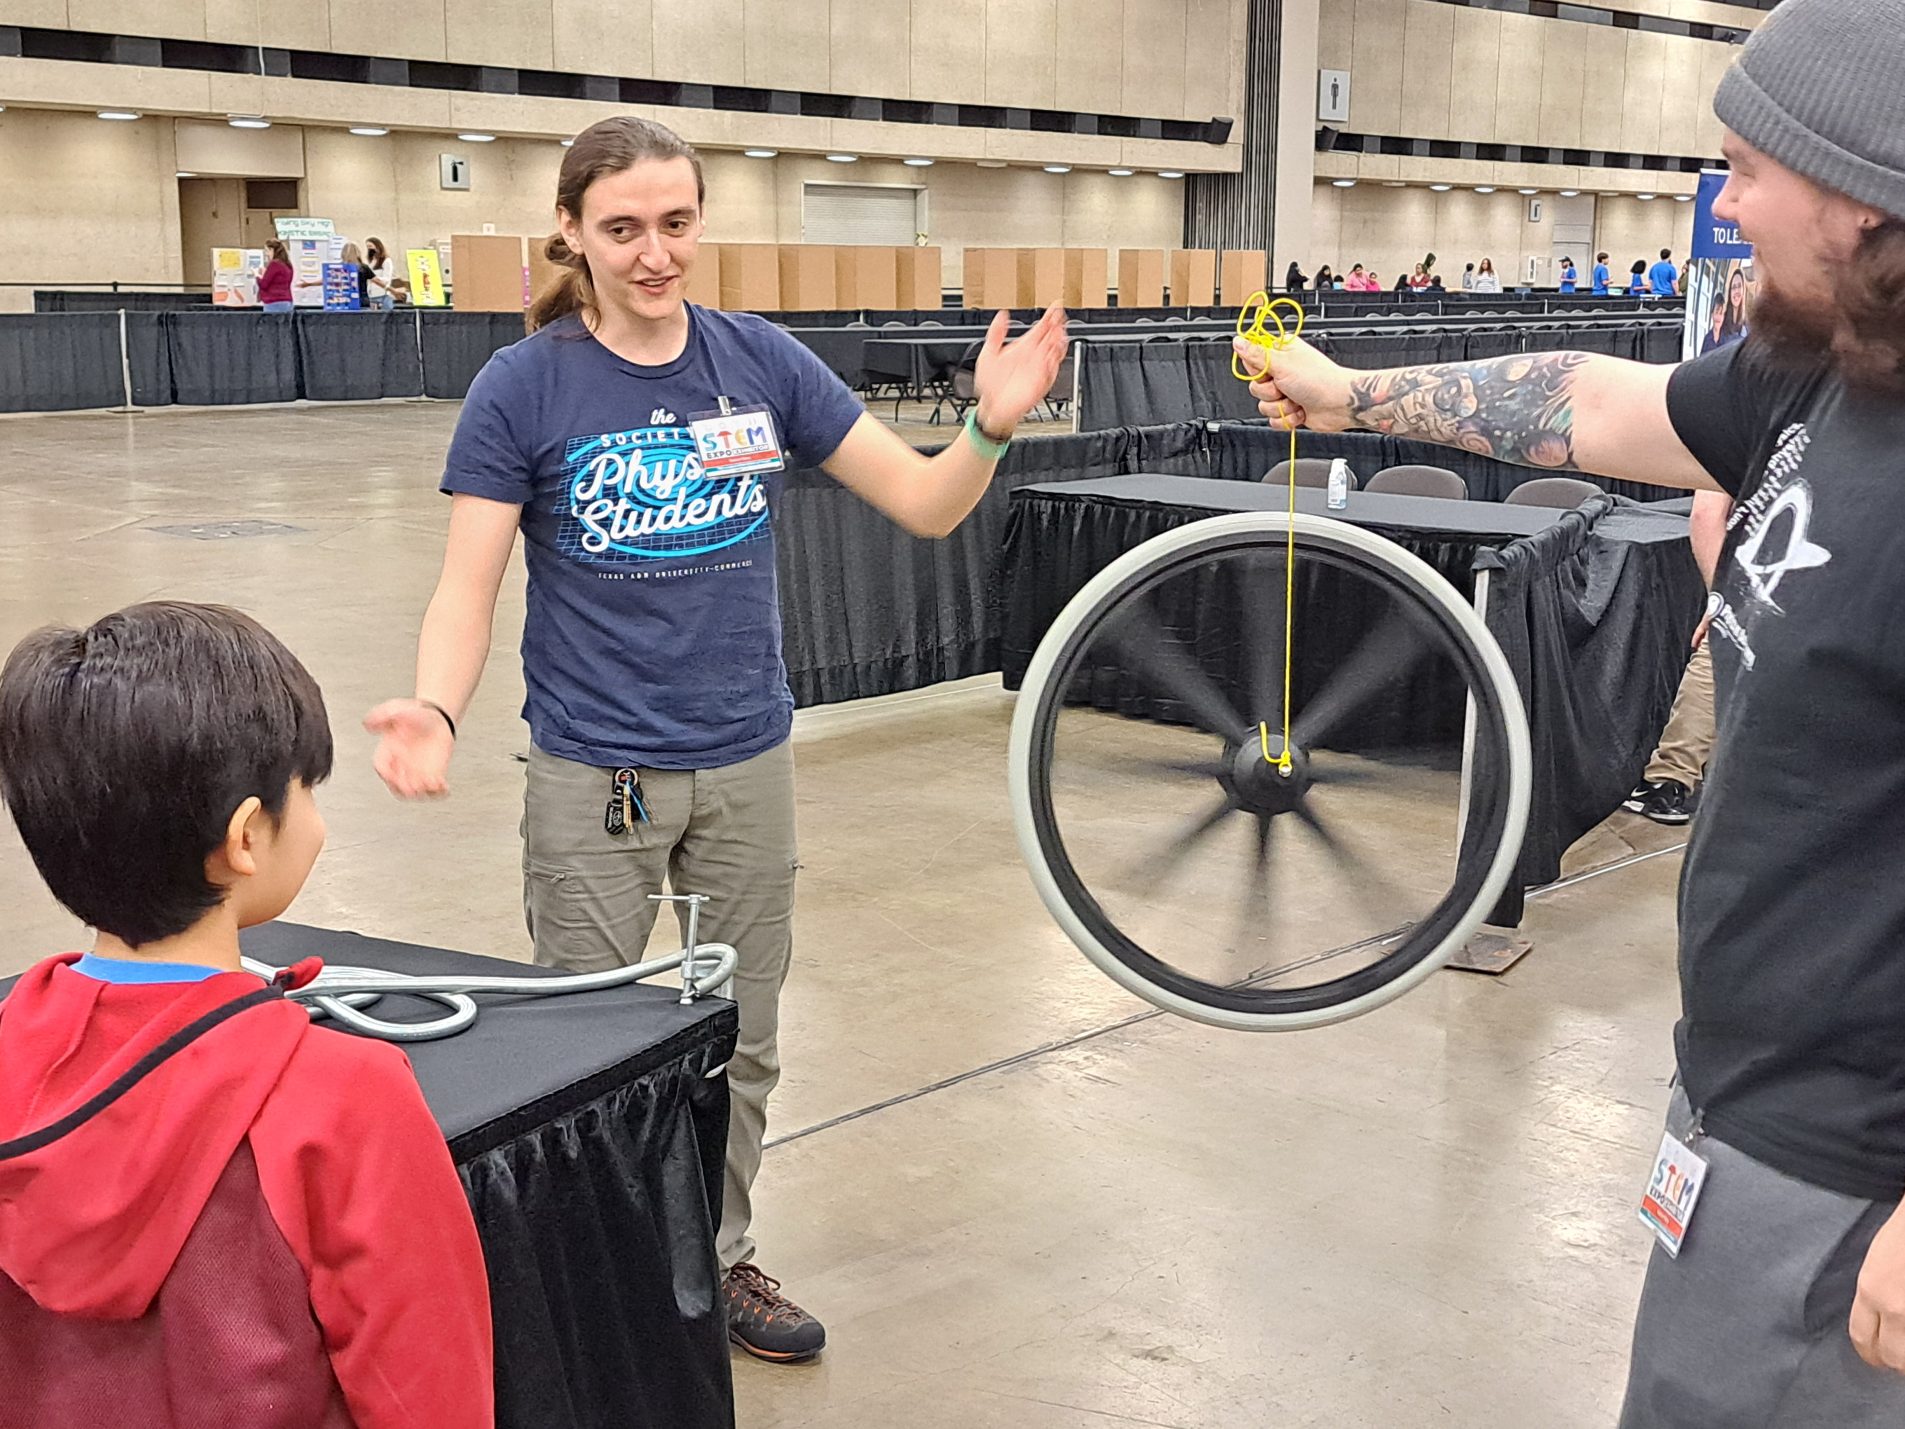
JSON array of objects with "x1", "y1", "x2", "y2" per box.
[{"x1": 0, "y1": 399, "x2": 1688, "y2": 1427}]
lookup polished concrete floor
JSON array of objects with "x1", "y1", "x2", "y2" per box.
[{"x1": 0, "y1": 399, "x2": 1688, "y2": 1427}]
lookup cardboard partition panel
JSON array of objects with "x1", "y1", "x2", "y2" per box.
[
  {"x1": 835, "y1": 246, "x2": 899, "y2": 309},
  {"x1": 897, "y1": 246, "x2": 942, "y2": 309},
  {"x1": 449, "y1": 234, "x2": 529, "y2": 311},
  {"x1": 1018, "y1": 247, "x2": 1066, "y2": 308},
  {"x1": 1219, "y1": 249, "x2": 1268, "y2": 305},
  {"x1": 684, "y1": 243, "x2": 721, "y2": 308},
  {"x1": 1169, "y1": 249, "x2": 1217, "y2": 307},
  {"x1": 1116, "y1": 249, "x2": 1166, "y2": 307},
  {"x1": 719, "y1": 243, "x2": 781, "y2": 311},
  {"x1": 1064, "y1": 248, "x2": 1109, "y2": 308},
  {"x1": 963, "y1": 247, "x2": 1020, "y2": 308},
  {"x1": 778, "y1": 245, "x2": 837, "y2": 311}
]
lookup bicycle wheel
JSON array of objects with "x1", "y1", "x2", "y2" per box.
[{"x1": 1008, "y1": 512, "x2": 1531, "y2": 1032}]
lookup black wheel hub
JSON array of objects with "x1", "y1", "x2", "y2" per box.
[{"x1": 1220, "y1": 733, "x2": 1312, "y2": 816}]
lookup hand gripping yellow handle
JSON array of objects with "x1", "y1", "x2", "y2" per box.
[{"x1": 1232, "y1": 291, "x2": 1307, "y2": 382}]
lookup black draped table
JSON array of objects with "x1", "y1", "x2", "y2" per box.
[
  {"x1": 998, "y1": 475, "x2": 1703, "y2": 922},
  {"x1": 239, "y1": 922, "x2": 739, "y2": 1429}
]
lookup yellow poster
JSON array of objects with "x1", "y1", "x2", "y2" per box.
[
  {"x1": 211, "y1": 247, "x2": 264, "y2": 307},
  {"x1": 406, "y1": 248, "x2": 446, "y2": 307}
]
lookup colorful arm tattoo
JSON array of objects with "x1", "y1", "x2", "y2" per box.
[{"x1": 1345, "y1": 351, "x2": 1590, "y2": 469}]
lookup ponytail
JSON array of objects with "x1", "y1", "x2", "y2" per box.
[{"x1": 528, "y1": 233, "x2": 595, "y2": 333}]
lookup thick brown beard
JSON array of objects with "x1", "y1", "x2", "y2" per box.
[{"x1": 1745, "y1": 223, "x2": 1905, "y2": 395}]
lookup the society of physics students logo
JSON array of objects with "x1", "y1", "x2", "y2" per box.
[{"x1": 560, "y1": 423, "x2": 770, "y2": 561}]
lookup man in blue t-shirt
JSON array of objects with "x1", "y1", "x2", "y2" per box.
[
  {"x1": 366, "y1": 116, "x2": 1069, "y2": 1366},
  {"x1": 1650, "y1": 247, "x2": 1680, "y2": 296},
  {"x1": 1593, "y1": 251, "x2": 1612, "y2": 296}
]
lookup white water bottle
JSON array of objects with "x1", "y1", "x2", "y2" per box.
[{"x1": 1327, "y1": 458, "x2": 1351, "y2": 510}]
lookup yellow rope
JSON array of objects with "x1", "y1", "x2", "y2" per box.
[{"x1": 1234, "y1": 293, "x2": 1306, "y2": 776}]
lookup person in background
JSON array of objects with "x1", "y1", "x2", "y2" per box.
[
  {"x1": 1461, "y1": 261, "x2": 1477, "y2": 291},
  {"x1": 1427, "y1": 272, "x2": 1446, "y2": 291},
  {"x1": 1392, "y1": 271, "x2": 1411, "y2": 292},
  {"x1": 1628, "y1": 258, "x2": 1649, "y2": 294},
  {"x1": 1559, "y1": 256, "x2": 1578, "y2": 294},
  {"x1": 1472, "y1": 258, "x2": 1503, "y2": 294},
  {"x1": 1593, "y1": 250, "x2": 1612, "y2": 296},
  {"x1": 1285, "y1": 261, "x2": 1308, "y2": 293},
  {"x1": 259, "y1": 240, "x2": 294, "y2": 313},
  {"x1": 1313, "y1": 264, "x2": 1336, "y2": 292},
  {"x1": 1650, "y1": 247, "x2": 1680, "y2": 296},
  {"x1": 365, "y1": 238, "x2": 396, "y2": 312},
  {"x1": 1720, "y1": 265, "x2": 1749, "y2": 341},
  {"x1": 387, "y1": 277, "x2": 412, "y2": 306},
  {"x1": 1344, "y1": 263, "x2": 1371, "y2": 292},
  {"x1": 1408, "y1": 263, "x2": 1431, "y2": 290}
]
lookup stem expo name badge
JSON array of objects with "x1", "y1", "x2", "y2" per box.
[
  {"x1": 1638, "y1": 1130, "x2": 1709, "y2": 1258},
  {"x1": 689, "y1": 405, "x2": 786, "y2": 480}
]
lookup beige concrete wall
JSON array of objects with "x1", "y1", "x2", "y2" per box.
[
  {"x1": 1308, "y1": 180, "x2": 1694, "y2": 289},
  {"x1": 1318, "y1": 0, "x2": 1746, "y2": 157},
  {"x1": 1, "y1": 0, "x2": 1248, "y2": 123},
  {"x1": 0, "y1": 109, "x2": 1183, "y2": 297}
]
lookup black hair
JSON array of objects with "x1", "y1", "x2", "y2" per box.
[
  {"x1": 0, "y1": 603, "x2": 333, "y2": 946},
  {"x1": 1596, "y1": 251, "x2": 1609, "y2": 262},
  {"x1": 1632, "y1": 259, "x2": 1647, "y2": 274},
  {"x1": 1660, "y1": 248, "x2": 1672, "y2": 260}
]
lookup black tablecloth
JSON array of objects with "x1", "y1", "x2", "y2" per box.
[
  {"x1": 239, "y1": 922, "x2": 739, "y2": 1429},
  {"x1": 996, "y1": 475, "x2": 1701, "y2": 922}
]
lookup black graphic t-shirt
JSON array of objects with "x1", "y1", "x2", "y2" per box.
[
  {"x1": 443, "y1": 308, "x2": 864, "y2": 769},
  {"x1": 1667, "y1": 339, "x2": 1905, "y2": 1199}
]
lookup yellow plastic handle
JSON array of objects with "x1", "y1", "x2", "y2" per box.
[{"x1": 1231, "y1": 292, "x2": 1307, "y2": 382}]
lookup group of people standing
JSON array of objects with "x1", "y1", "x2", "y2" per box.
[
  {"x1": 255, "y1": 236, "x2": 402, "y2": 312},
  {"x1": 1288, "y1": 249, "x2": 1683, "y2": 298}
]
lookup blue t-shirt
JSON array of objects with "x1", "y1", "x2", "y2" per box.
[
  {"x1": 1558, "y1": 269, "x2": 1576, "y2": 293},
  {"x1": 1592, "y1": 263, "x2": 1610, "y2": 296},
  {"x1": 443, "y1": 307, "x2": 865, "y2": 769},
  {"x1": 1650, "y1": 260, "x2": 1678, "y2": 295}
]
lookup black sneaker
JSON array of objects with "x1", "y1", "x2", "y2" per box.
[
  {"x1": 724, "y1": 1262, "x2": 826, "y2": 1363},
  {"x1": 1624, "y1": 778, "x2": 1696, "y2": 825}
]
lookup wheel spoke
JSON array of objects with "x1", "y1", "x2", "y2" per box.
[
  {"x1": 1293, "y1": 800, "x2": 1418, "y2": 934},
  {"x1": 1228, "y1": 813, "x2": 1278, "y2": 955},
  {"x1": 1096, "y1": 600, "x2": 1250, "y2": 744},
  {"x1": 1290, "y1": 612, "x2": 1427, "y2": 749},
  {"x1": 1115, "y1": 794, "x2": 1235, "y2": 894}
]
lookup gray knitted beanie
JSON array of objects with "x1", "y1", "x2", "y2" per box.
[{"x1": 1714, "y1": 0, "x2": 1905, "y2": 219}]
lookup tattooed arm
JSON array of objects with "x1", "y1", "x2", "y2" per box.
[{"x1": 1234, "y1": 336, "x2": 1724, "y2": 491}]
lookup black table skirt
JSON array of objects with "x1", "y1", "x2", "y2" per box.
[{"x1": 238, "y1": 923, "x2": 740, "y2": 1429}]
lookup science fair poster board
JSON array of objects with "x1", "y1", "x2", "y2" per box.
[
  {"x1": 1684, "y1": 170, "x2": 1755, "y2": 360},
  {"x1": 211, "y1": 247, "x2": 265, "y2": 307},
  {"x1": 406, "y1": 248, "x2": 447, "y2": 306},
  {"x1": 322, "y1": 262, "x2": 362, "y2": 311}
]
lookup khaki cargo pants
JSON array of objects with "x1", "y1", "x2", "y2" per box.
[{"x1": 522, "y1": 741, "x2": 796, "y2": 1272}]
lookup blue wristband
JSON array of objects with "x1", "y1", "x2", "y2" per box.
[{"x1": 964, "y1": 408, "x2": 1012, "y2": 461}]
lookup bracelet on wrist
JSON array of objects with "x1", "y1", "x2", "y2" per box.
[
  {"x1": 419, "y1": 699, "x2": 457, "y2": 740},
  {"x1": 964, "y1": 408, "x2": 1013, "y2": 461}
]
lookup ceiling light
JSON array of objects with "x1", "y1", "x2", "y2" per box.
[
  {"x1": 175, "y1": 170, "x2": 195, "y2": 178},
  {"x1": 1331, "y1": 178, "x2": 1356, "y2": 187},
  {"x1": 96, "y1": 110, "x2": 140, "y2": 121},
  {"x1": 1044, "y1": 164, "x2": 1072, "y2": 174},
  {"x1": 350, "y1": 126, "x2": 389, "y2": 137},
  {"x1": 1474, "y1": 185, "x2": 1496, "y2": 194},
  {"x1": 1673, "y1": 193, "x2": 1694, "y2": 202},
  {"x1": 1637, "y1": 192, "x2": 1657, "y2": 201},
  {"x1": 457, "y1": 132, "x2": 496, "y2": 143},
  {"x1": 903, "y1": 157, "x2": 934, "y2": 167},
  {"x1": 1158, "y1": 170, "x2": 1185, "y2": 179},
  {"x1": 228, "y1": 115, "x2": 270, "y2": 129},
  {"x1": 1430, "y1": 183, "x2": 1453, "y2": 192},
  {"x1": 826, "y1": 153, "x2": 858, "y2": 163},
  {"x1": 1108, "y1": 168, "x2": 1134, "y2": 177},
  {"x1": 744, "y1": 148, "x2": 777, "y2": 159},
  {"x1": 976, "y1": 159, "x2": 1008, "y2": 168},
  {"x1": 1517, "y1": 187, "x2": 1538, "y2": 195},
  {"x1": 1559, "y1": 188, "x2": 1580, "y2": 197},
  {"x1": 1384, "y1": 180, "x2": 1407, "y2": 187}
]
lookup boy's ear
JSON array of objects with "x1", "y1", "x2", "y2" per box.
[{"x1": 211, "y1": 795, "x2": 266, "y2": 883}]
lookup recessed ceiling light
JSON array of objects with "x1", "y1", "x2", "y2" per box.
[
  {"x1": 560, "y1": 138, "x2": 573, "y2": 147},
  {"x1": 1673, "y1": 193, "x2": 1694, "y2": 202},
  {"x1": 1384, "y1": 180, "x2": 1408, "y2": 187},
  {"x1": 1158, "y1": 170, "x2": 1185, "y2": 180},
  {"x1": 1430, "y1": 183, "x2": 1453, "y2": 192},
  {"x1": 1637, "y1": 192, "x2": 1657, "y2": 201},
  {"x1": 1044, "y1": 164, "x2": 1071, "y2": 174},
  {"x1": 1517, "y1": 187, "x2": 1538, "y2": 195},
  {"x1": 1474, "y1": 185, "x2": 1497, "y2": 194},
  {"x1": 96, "y1": 110, "x2": 140, "y2": 121},
  {"x1": 1108, "y1": 168, "x2": 1134, "y2": 177},
  {"x1": 1559, "y1": 188, "x2": 1580, "y2": 197},
  {"x1": 976, "y1": 159, "x2": 1008, "y2": 168},
  {"x1": 228, "y1": 115, "x2": 271, "y2": 129},
  {"x1": 826, "y1": 153, "x2": 858, "y2": 163},
  {"x1": 176, "y1": 170, "x2": 195, "y2": 178},
  {"x1": 458, "y1": 132, "x2": 496, "y2": 143},
  {"x1": 903, "y1": 157, "x2": 934, "y2": 167},
  {"x1": 350, "y1": 126, "x2": 389, "y2": 137},
  {"x1": 744, "y1": 148, "x2": 777, "y2": 159},
  {"x1": 1331, "y1": 178, "x2": 1356, "y2": 187}
]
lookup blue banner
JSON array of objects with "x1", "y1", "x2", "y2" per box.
[
  {"x1": 321, "y1": 262, "x2": 361, "y2": 311},
  {"x1": 1690, "y1": 170, "x2": 1751, "y2": 260}
]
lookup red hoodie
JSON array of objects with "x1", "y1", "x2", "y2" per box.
[{"x1": 0, "y1": 956, "x2": 493, "y2": 1428}]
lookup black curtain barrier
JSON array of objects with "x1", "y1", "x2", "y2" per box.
[
  {"x1": 126, "y1": 312, "x2": 174, "y2": 408},
  {"x1": 421, "y1": 312, "x2": 529, "y2": 399},
  {"x1": 0, "y1": 313, "x2": 127, "y2": 412},
  {"x1": 32, "y1": 291, "x2": 214, "y2": 314},
  {"x1": 1470, "y1": 497, "x2": 1704, "y2": 922},
  {"x1": 166, "y1": 310, "x2": 302, "y2": 406},
  {"x1": 297, "y1": 311, "x2": 424, "y2": 401}
]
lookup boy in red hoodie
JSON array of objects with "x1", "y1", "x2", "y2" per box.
[{"x1": 0, "y1": 602, "x2": 493, "y2": 1428}]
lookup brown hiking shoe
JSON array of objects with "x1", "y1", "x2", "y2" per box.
[{"x1": 723, "y1": 1262, "x2": 826, "y2": 1363}]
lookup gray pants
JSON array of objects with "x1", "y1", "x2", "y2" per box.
[
  {"x1": 1619, "y1": 1088, "x2": 1905, "y2": 1426},
  {"x1": 522, "y1": 742, "x2": 797, "y2": 1272}
]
